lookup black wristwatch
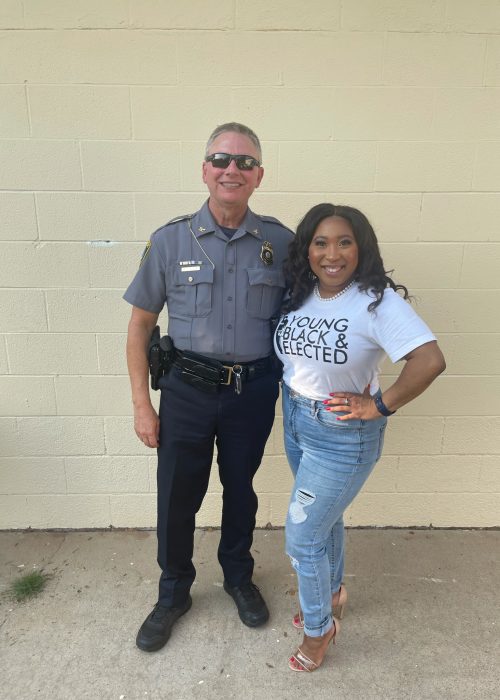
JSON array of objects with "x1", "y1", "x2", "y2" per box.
[{"x1": 373, "y1": 395, "x2": 396, "y2": 416}]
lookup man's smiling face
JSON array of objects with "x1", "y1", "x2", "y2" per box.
[{"x1": 202, "y1": 131, "x2": 264, "y2": 215}]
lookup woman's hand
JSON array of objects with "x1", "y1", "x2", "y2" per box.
[
  {"x1": 324, "y1": 385, "x2": 380, "y2": 421},
  {"x1": 325, "y1": 341, "x2": 446, "y2": 422}
]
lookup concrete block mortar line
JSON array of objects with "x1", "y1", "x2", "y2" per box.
[
  {"x1": 62, "y1": 455, "x2": 69, "y2": 495},
  {"x1": 32, "y1": 191, "x2": 42, "y2": 242},
  {"x1": 41, "y1": 289, "x2": 50, "y2": 334},
  {"x1": 23, "y1": 81, "x2": 32, "y2": 139},
  {"x1": 3, "y1": 334, "x2": 11, "y2": 374}
]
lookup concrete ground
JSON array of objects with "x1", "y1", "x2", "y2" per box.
[{"x1": 0, "y1": 529, "x2": 499, "y2": 700}]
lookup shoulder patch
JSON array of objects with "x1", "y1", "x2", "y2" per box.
[
  {"x1": 139, "y1": 240, "x2": 151, "y2": 268},
  {"x1": 166, "y1": 214, "x2": 193, "y2": 226}
]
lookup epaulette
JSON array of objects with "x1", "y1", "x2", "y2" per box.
[
  {"x1": 150, "y1": 214, "x2": 193, "y2": 241},
  {"x1": 259, "y1": 215, "x2": 294, "y2": 235},
  {"x1": 165, "y1": 214, "x2": 193, "y2": 226}
]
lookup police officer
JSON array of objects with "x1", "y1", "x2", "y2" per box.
[{"x1": 124, "y1": 123, "x2": 293, "y2": 652}]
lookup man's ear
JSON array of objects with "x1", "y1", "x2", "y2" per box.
[{"x1": 255, "y1": 166, "x2": 264, "y2": 188}]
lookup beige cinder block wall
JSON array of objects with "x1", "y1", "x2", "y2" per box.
[{"x1": 1, "y1": 1, "x2": 499, "y2": 529}]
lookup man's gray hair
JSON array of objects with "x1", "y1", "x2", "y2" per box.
[{"x1": 205, "y1": 122, "x2": 262, "y2": 160}]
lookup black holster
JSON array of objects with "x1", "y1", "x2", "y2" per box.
[{"x1": 148, "y1": 327, "x2": 175, "y2": 390}]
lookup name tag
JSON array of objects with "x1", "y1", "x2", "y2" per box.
[{"x1": 181, "y1": 265, "x2": 201, "y2": 272}]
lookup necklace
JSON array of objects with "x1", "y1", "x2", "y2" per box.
[{"x1": 313, "y1": 280, "x2": 355, "y2": 302}]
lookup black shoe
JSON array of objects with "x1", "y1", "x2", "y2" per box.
[
  {"x1": 136, "y1": 596, "x2": 192, "y2": 652},
  {"x1": 223, "y1": 580, "x2": 269, "y2": 627}
]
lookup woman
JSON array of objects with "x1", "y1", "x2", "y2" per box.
[{"x1": 274, "y1": 203, "x2": 445, "y2": 673}]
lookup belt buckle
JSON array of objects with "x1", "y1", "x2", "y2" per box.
[{"x1": 221, "y1": 365, "x2": 233, "y2": 386}]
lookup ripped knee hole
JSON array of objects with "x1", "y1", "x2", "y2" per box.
[{"x1": 289, "y1": 488, "x2": 316, "y2": 524}]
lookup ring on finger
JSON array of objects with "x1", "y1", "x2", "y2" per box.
[{"x1": 344, "y1": 397, "x2": 349, "y2": 406}]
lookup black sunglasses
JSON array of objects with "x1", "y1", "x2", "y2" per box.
[{"x1": 205, "y1": 153, "x2": 261, "y2": 171}]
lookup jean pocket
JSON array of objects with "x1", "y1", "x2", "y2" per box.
[{"x1": 315, "y1": 405, "x2": 359, "y2": 429}]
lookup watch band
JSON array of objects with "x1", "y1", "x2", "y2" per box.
[{"x1": 373, "y1": 395, "x2": 396, "y2": 416}]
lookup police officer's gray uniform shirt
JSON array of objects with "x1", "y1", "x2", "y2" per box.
[{"x1": 124, "y1": 200, "x2": 293, "y2": 362}]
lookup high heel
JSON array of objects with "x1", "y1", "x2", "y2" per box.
[
  {"x1": 289, "y1": 618, "x2": 340, "y2": 672},
  {"x1": 292, "y1": 584, "x2": 347, "y2": 629},
  {"x1": 333, "y1": 584, "x2": 348, "y2": 620}
]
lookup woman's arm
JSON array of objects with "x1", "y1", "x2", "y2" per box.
[{"x1": 328, "y1": 340, "x2": 446, "y2": 421}]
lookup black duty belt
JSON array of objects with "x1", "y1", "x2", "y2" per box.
[{"x1": 173, "y1": 350, "x2": 273, "y2": 394}]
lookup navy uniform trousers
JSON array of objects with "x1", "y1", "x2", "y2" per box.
[{"x1": 156, "y1": 365, "x2": 279, "y2": 608}]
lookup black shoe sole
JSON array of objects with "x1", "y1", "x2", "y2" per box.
[
  {"x1": 223, "y1": 581, "x2": 269, "y2": 628},
  {"x1": 136, "y1": 595, "x2": 192, "y2": 652}
]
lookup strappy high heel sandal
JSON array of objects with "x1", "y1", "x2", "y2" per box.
[
  {"x1": 289, "y1": 618, "x2": 340, "y2": 672},
  {"x1": 292, "y1": 584, "x2": 347, "y2": 629}
]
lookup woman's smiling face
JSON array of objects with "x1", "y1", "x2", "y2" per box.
[{"x1": 308, "y1": 216, "x2": 359, "y2": 297}]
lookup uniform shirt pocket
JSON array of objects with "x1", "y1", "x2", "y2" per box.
[
  {"x1": 169, "y1": 263, "x2": 214, "y2": 318},
  {"x1": 246, "y1": 268, "x2": 286, "y2": 319}
]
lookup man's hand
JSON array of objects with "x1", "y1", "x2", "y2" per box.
[
  {"x1": 126, "y1": 306, "x2": 160, "y2": 446},
  {"x1": 134, "y1": 403, "x2": 160, "y2": 448}
]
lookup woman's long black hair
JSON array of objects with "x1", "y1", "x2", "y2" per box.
[{"x1": 283, "y1": 203, "x2": 409, "y2": 313}]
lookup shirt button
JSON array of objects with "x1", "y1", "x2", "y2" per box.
[
  {"x1": 228, "y1": 267, "x2": 234, "y2": 273},
  {"x1": 227, "y1": 324, "x2": 232, "y2": 329},
  {"x1": 227, "y1": 296, "x2": 233, "y2": 301}
]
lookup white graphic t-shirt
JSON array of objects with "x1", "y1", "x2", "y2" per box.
[{"x1": 274, "y1": 286, "x2": 435, "y2": 400}]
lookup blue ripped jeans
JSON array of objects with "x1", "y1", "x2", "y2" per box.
[{"x1": 283, "y1": 383, "x2": 387, "y2": 637}]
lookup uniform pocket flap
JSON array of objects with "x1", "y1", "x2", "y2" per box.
[
  {"x1": 172, "y1": 264, "x2": 214, "y2": 286},
  {"x1": 247, "y1": 268, "x2": 286, "y2": 288}
]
